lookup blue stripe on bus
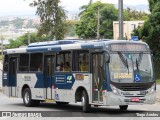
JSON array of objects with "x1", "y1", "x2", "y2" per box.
[
  {"x1": 81, "y1": 45, "x2": 95, "y2": 49},
  {"x1": 27, "y1": 47, "x2": 61, "y2": 53},
  {"x1": 54, "y1": 73, "x2": 75, "y2": 89},
  {"x1": 9, "y1": 75, "x2": 16, "y2": 86},
  {"x1": 26, "y1": 43, "x2": 104, "y2": 53},
  {"x1": 34, "y1": 73, "x2": 75, "y2": 89},
  {"x1": 35, "y1": 73, "x2": 44, "y2": 88},
  {"x1": 27, "y1": 48, "x2": 47, "y2": 52},
  {"x1": 51, "y1": 47, "x2": 62, "y2": 51},
  {"x1": 81, "y1": 44, "x2": 103, "y2": 49}
]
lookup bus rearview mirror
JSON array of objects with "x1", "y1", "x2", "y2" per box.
[{"x1": 104, "y1": 51, "x2": 110, "y2": 63}]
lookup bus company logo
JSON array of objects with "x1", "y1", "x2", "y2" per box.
[
  {"x1": 67, "y1": 76, "x2": 73, "y2": 83},
  {"x1": 67, "y1": 76, "x2": 72, "y2": 81},
  {"x1": 2, "y1": 112, "x2": 11, "y2": 117},
  {"x1": 1, "y1": 112, "x2": 42, "y2": 118}
]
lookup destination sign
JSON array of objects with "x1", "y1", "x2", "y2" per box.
[
  {"x1": 110, "y1": 44, "x2": 148, "y2": 51},
  {"x1": 114, "y1": 73, "x2": 133, "y2": 79}
]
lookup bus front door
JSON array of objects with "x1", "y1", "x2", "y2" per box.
[
  {"x1": 9, "y1": 57, "x2": 18, "y2": 97},
  {"x1": 92, "y1": 53, "x2": 103, "y2": 103},
  {"x1": 44, "y1": 55, "x2": 55, "y2": 100}
]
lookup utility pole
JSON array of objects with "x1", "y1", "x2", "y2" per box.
[
  {"x1": 97, "y1": 6, "x2": 100, "y2": 40},
  {"x1": 118, "y1": 0, "x2": 123, "y2": 40}
]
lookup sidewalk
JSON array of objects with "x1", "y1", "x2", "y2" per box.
[{"x1": 156, "y1": 90, "x2": 160, "y2": 102}]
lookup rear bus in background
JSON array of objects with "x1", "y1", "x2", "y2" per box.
[{"x1": 2, "y1": 40, "x2": 156, "y2": 112}]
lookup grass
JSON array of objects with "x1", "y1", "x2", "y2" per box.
[{"x1": 156, "y1": 79, "x2": 160, "y2": 85}]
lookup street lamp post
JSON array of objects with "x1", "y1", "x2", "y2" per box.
[{"x1": 118, "y1": 0, "x2": 124, "y2": 40}]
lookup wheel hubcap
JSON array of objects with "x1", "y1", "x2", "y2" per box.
[
  {"x1": 24, "y1": 92, "x2": 29, "y2": 104},
  {"x1": 82, "y1": 96, "x2": 85, "y2": 107}
]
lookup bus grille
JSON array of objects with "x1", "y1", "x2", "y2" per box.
[
  {"x1": 111, "y1": 82, "x2": 154, "y2": 91},
  {"x1": 119, "y1": 85, "x2": 150, "y2": 91}
]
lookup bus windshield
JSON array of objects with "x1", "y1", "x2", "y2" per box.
[{"x1": 109, "y1": 53, "x2": 153, "y2": 83}]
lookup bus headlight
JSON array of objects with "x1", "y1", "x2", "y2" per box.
[
  {"x1": 110, "y1": 85, "x2": 119, "y2": 95},
  {"x1": 149, "y1": 84, "x2": 155, "y2": 94}
]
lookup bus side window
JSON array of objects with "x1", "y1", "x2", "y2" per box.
[
  {"x1": 64, "y1": 61, "x2": 71, "y2": 71},
  {"x1": 19, "y1": 54, "x2": 29, "y2": 72},
  {"x1": 30, "y1": 53, "x2": 43, "y2": 72},
  {"x1": 56, "y1": 51, "x2": 71, "y2": 72},
  {"x1": 73, "y1": 50, "x2": 89, "y2": 72},
  {"x1": 56, "y1": 53, "x2": 64, "y2": 71},
  {"x1": 79, "y1": 53, "x2": 89, "y2": 72}
]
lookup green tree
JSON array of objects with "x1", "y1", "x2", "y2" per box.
[
  {"x1": 6, "y1": 33, "x2": 50, "y2": 49},
  {"x1": 78, "y1": 0, "x2": 93, "y2": 16},
  {"x1": 123, "y1": 7, "x2": 148, "y2": 21},
  {"x1": 30, "y1": 0, "x2": 67, "y2": 40},
  {"x1": 132, "y1": 0, "x2": 160, "y2": 60},
  {"x1": 132, "y1": 0, "x2": 160, "y2": 79},
  {"x1": 75, "y1": 1, "x2": 118, "y2": 39},
  {"x1": 65, "y1": 20, "x2": 78, "y2": 37}
]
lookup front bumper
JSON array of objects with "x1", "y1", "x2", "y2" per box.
[{"x1": 103, "y1": 91, "x2": 156, "y2": 106}]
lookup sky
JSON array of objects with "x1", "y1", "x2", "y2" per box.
[{"x1": 0, "y1": 0, "x2": 149, "y2": 16}]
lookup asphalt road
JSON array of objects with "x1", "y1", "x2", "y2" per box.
[{"x1": 0, "y1": 92, "x2": 160, "y2": 117}]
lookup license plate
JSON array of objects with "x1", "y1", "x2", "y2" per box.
[{"x1": 131, "y1": 98, "x2": 140, "y2": 102}]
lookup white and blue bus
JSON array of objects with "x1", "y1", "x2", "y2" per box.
[{"x1": 2, "y1": 40, "x2": 156, "y2": 112}]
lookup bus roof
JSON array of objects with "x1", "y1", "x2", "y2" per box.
[{"x1": 4, "y1": 40, "x2": 149, "y2": 54}]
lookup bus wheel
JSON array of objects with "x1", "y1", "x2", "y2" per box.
[
  {"x1": 82, "y1": 90, "x2": 90, "y2": 112},
  {"x1": 23, "y1": 88, "x2": 34, "y2": 107},
  {"x1": 56, "y1": 102, "x2": 69, "y2": 105},
  {"x1": 119, "y1": 105, "x2": 128, "y2": 110}
]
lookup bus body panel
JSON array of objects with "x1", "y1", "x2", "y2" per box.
[
  {"x1": 3, "y1": 72, "x2": 10, "y2": 97},
  {"x1": 16, "y1": 72, "x2": 92, "y2": 103},
  {"x1": 2, "y1": 40, "x2": 156, "y2": 109},
  {"x1": 17, "y1": 73, "x2": 45, "y2": 100}
]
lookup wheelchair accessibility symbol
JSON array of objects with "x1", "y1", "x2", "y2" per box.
[{"x1": 134, "y1": 74, "x2": 141, "y2": 82}]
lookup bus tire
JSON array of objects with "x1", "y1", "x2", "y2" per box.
[
  {"x1": 56, "y1": 102, "x2": 69, "y2": 105},
  {"x1": 82, "y1": 90, "x2": 90, "y2": 112},
  {"x1": 119, "y1": 105, "x2": 128, "y2": 110},
  {"x1": 22, "y1": 88, "x2": 34, "y2": 107}
]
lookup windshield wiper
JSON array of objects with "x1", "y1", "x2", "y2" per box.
[
  {"x1": 138, "y1": 52, "x2": 143, "y2": 64},
  {"x1": 118, "y1": 52, "x2": 129, "y2": 74},
  {"x1": 135, "y1": 52, "x2": 143, "y2": 74},
  {"x1": 136, "y1": 58, "x2": 139, "y2": 73}
]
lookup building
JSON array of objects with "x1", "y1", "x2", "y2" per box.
[{"x1": 113, "y1": 21, "x2": 144, "y2": 40}]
